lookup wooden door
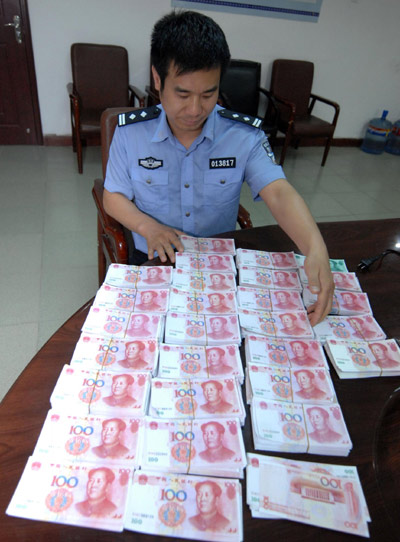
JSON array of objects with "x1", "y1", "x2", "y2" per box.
[{"x1": 0, "y1": 0, "x2": 42, "y2": 144}]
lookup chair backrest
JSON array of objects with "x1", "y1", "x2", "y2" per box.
[
  {"x1": 270, "y1": 59, "x2": 314, "y2": 117},
  {"x1": 100, "y1": 107, "x2": 138, "y2": 177},
  {"x1": 71, "y1": 43, "x2": 130, "y2": 111},
  {"x1": 219, "y1": 59, "x2": 261, "y2": 117}
]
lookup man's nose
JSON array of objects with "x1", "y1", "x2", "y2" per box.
[{"x1": 187, "y1": 96, "x2": 202, "y2": 116}]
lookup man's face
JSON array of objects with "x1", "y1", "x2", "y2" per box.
[
  {"x1": 275, "y1": 291, "x2": 288, "y2": 304},
  {"x1": 112, "y1": 377, "x2": 129, "y2": 396},
  {"x1": 281, "y1": 314, "x2": 294, "y2": 327},
  {"x1": 209, "y1": 294, "x2": 220, "y2": 306},
  {"x1": 207, "y1": 348, "x2": 222, "y2": 364},
  {"x1": 296, "y1": 371, "x2": 312, "y2": 390},
  {"x1": 203, "y1": 383, "x2": 219, "y2": 403},
  {"x1": 202, "y1": 424, "x2": 223, "y2": 449},
  {"x1": 209, "y1": 256, "x2": 219, "y2": 266},
  {"x1": 371, "y1": 344, "x2": 385, "y2": 359},
  {"x1": 148, "y1": 268, "x2": 159, "y2": 279},
  {"x1": 87, "y1": 470, "x2": 108, "y2": 500},
  {"x1": 141, "y1": 292, "x2": 154, "y2": 304},
  {"x1": 102, "y1": 420, "x2": 121, "y2": 445},
  {"x1": 153, "y1": 63, "x2": 220, "y2": 141},
  {"x1": 196, "y1": 483, "x2": 217, "y2": 514},
  {"x1": 126, "y1": 343, "x2": 140, "y2": 358},
  {"x1": 291, "y1": 342, "x2": 305, "y2": 357},
  {"x1": 210, "y1": 318, "x2": 223, "y2": 332},
  {"x1": 309, "y1": 409, "x2": 326, "y2": 431},
  {"x1": 211, "y1": 274, "x2": 222, "y2": 286},
  {"x1": 132, "y1": 315, "x2": 145, "y2": 328}
]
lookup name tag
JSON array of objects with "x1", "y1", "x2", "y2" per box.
[{"x1": 209, "y1": 157, "x2": 236, "y2": 169}]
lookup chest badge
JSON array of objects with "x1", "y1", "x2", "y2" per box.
[{"x1": 138, "y1": 157, "x2": 163, "y2": 169}]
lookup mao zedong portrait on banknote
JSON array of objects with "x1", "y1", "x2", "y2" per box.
[
  {"x1": 199, "y1": 421, "x2": 235, "y2": 463},
  {"x1": 200, "y1": 381, "x2": 233, "y2": 414},
  {"x1": 103, "y1": 374, "x2": 136, "y2": 408},
  {"x1": 92, "y1": 418, "x2": 129, "y2": 459},
  {"x1": 189, "y1": 480, "x2": 230, "y2": 532},
  {"x1": 75, "y1": 467, "x2": 117, "y2": 518}
]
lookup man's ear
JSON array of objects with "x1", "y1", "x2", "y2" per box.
[{"x1": 151, "y1": 65, "x2": 161, "y2": 91}]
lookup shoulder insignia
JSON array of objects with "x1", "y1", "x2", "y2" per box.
[
  {"x1": 218, "y1": 108, "x2": 262, "y2": 129},
  {"x1": 118, "y1": 106, "x2": 161, "y2": 127}
]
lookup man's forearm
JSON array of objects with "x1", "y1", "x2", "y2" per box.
[
  {"x1": 103, "y1": 189, "x2": 157, "y2": 237},
  {"x1": 259, "y1": 179, "x2": 327, "y2": 257}
]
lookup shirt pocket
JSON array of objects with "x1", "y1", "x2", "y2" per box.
[
  {"x1": 203, "y1": 169, "x2": 244, "y2": 206},
  {"x1": 131, "y1": 168, "x2": 169, "y2": 213}
]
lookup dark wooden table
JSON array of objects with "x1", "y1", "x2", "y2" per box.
[{"x1": 1, "y1": 219, "x2": 400, "y2": 541}]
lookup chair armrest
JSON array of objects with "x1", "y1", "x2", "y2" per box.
[
  {"x1": 129, "y1": 85, "x2": 146, "y2": 108},
  {"x1": 309, "y1": 93, "x2": 340, "y2": 125},
  {"x1": 92, "y1": 179, "x2": 128, "y2": 263},
  {"x1": 270, "y1": 93, "x2": 296, "y2": 124},
  {"x1": 237, "y1": 204, "x2": 253, "y2": 229}
]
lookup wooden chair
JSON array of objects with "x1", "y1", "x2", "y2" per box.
[
  {"x1": 92, "y1": 107, "x2": 253, "y2": 285},
  {"x1": 269, "y1": 59, "x2": 340, "y2": 166},
  {"x1": 68, "y1": 43, "x2": 146, "y2": 174}
]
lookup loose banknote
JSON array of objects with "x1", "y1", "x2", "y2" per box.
[
  {"x1": 238, "y1": 266, "x2": 302, "y2": 291},
  {"x1": 104, "y1": 264, "x2": 173, "y2": 289},
  {"x1": 245, "y1": 365, "x2": 336, "y2": 405},
  {"x1": 302, "y1": 286, "x2": 372, "y2": 316},
  {"x1": 299, "y1": 268, "x2": 362, "y2": 292},
  {"x1": 236, "y1": 248, "x2": 298, "y2": 269},
  {"x1": 246, "y1": 453, "x2": 370, "y2": 537},
  {"x1": 140, "y1": 417, "x2": 246, "y2": 478},
  {"x1": 149, "y1": 378, "x2": 246, "y2": 425},
  {"x1": 294, "y1": 253, "x2": 348, "y2": 273},
  {"x1": 158, "y1": 343, "x2": 244, "y2": 383},
  {"x1": 180, "y1": 235, "x2": 236, "y2": 255},
  {"x1": 244, "y1": 335, "x2": 329, "y2": 370},
  {"x1": 313, "y1": 314, "x2": 386, "y2": 344},
  {"x1": 165, "y1": 312, "x2": 241, "y2": 346},
  {"x1": 70, "y1": 334, "x2": 159, "y2": 375},
  {"x1": 325, "y1": 338, "x2": 400, "y2": 378},
  {"x1": 172, "y1": 268, "x2": 237, "y2": 292},
  {"x1": 175, "y1": 252, "x2": 237, "y2": 274},
  {"x1": 50, "y1": 365, "x2": 150, "y2": 417},
  {"x1": 169, "y1": 287, "x2": 238, "y2": 315},
  {"x1": 238, "y1": 309, "x2": 314, "y2": 340},
  {"x1": 82, "y1": 307, "x2": 165, "y2": 341},
  {"x1": 33, "y1": 410, "x2": 143, "y2": 466},
  {"x1": 237, "y1": 286, "x2": 304, "y2": 312},
  {"x1": 93, "y1": 285, "x2": 170, "y2": 314},
  {"x1": 124, "y1": 470, "x2": 243, "y2": 541},
  {"x1": 7, "y1": 456, "x2": 131, "y2": 531},
  {"x1": 250, "y1": 398, "x2": 352, "y2": 456}
]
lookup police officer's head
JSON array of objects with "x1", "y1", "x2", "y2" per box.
[{"x1": 151, "y1": 10, "x2": 231, "y2": 90}]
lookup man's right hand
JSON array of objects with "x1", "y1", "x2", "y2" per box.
[
  {"x1": 103, "y1": 190, "x2": 185, "y2": 263},
  {"x1": 141, "y1": 221, "x2": 185, "y2": 263}
]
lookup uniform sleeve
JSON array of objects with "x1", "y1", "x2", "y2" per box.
[
  {"x1": 244, "y1": 130, "x2": 286, "y2": 201},
  {"x1": 104, "y1": 126, "x2": 135, "y2": 201}
]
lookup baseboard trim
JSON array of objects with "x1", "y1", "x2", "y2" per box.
[{"x1": 43, "y1": 135, "x2": 100, "y2": 146}]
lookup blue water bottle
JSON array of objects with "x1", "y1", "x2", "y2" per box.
[
  {"x1": 385, "y1": 120, "x2": 400, "y2": 155},
  {"x1": 361, "y1": 110, "x2": 392, "y2": 154}
]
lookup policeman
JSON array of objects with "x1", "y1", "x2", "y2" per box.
[{"x1": 103, "y1": 10, "x2": 333, "y2": 325}]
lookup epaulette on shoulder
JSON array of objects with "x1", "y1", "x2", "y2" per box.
[
  {"x1": 218, "y1": 108, "x2": 263, "y2": 129},
  {"x1": 118, "y1": 106, "x2": 161, "y2": 127}
]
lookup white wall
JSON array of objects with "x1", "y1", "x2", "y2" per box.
[{"x1": 29, "y1": 0, "x2": 400, "y2": 138}]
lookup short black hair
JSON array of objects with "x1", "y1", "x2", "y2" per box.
[{"x1": 151, "y1": 10, "x2": 231, "y2": 88}]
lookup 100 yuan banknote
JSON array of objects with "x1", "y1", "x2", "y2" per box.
[
  {"x1": 124, "y1": 470, "x2": 243, "y2": 541},
  {"x1": 140, "y1": 417, "x2": 246, "y2": 477},
  {"x1": 172, "y1": 269, "x2": 237, "y2": 292},
  {"x1": 7, "y1": 456, "x2": 131, "y2": 531},
  {"x1": 104, "y1": 264, "x2": 172, "y2": 289},
  {"x1": 33, "y1": 410, "x2": 144, "y2": 465}
]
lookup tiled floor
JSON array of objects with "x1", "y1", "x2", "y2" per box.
[{"x1": 0, "y1": 144, "x2": 399, "y2": 400}]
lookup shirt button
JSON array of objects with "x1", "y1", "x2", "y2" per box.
[
  {"x1": 184, "y1": 184, "x2": 190, "y2": 188},
  {"x1": 146, "y1": 179, "x2": 152, "y2": 184},
  {"x1": 185, "y1": 212, "x2": 191, "y2": 217},
  {"x1": 220, "y1": 179, "x2": 226, "y2": 184}
]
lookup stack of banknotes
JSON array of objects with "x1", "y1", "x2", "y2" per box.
[
  {"x1": 8, "y1": 236, "x2": 395, "y2": 538},
  {"x1": 324, "y1": 338, "x2": 400, "y2": 378},
  {"x1": 246, "y1": 453, "x2": 370, "y2": 537}
]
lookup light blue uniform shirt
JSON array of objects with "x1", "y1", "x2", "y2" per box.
[{"x1": 104, "y1": 104, "x2": 285, "y2": 254}]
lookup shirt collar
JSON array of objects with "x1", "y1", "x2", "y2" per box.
[{"x1": 151, "y1": 104, "x2": 218, "y2": 144}]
